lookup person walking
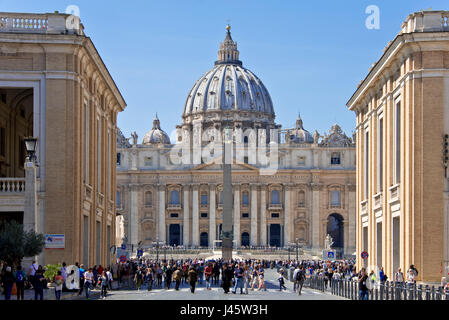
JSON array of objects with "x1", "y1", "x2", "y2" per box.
[
  {"x1": 2, "y1": 266, "x2": 14, "y2": 300},
  {"x1": 232, "y1": 263, "x2": 244, "y2": 294},
  {"x1": 78, "y1": 264, "x2": 86, "y2": 296},
  {"x1": 222, "y1": 264, "x2": 233, "y2": 294},
  {"x1": 98, "y1": 271, "x2": 108, "y2": 299},
  {"x1": 204, "y1": 263, "x2": 213, "y2": 290},
  {"x1": 173, "y1": 267, "x2": 181, "y2": 291},
  {"x1": 54, "y1": 271, "x2": 64, "y2": 300},
  {"x1": 278, "y1": 269, "x2": 287, "y2": 291},
  {"x1": 33, "y1": 268, "x2": 45, "y2": 300},
  {"x1": 394, "y1": 267, "x2": 405, "y2": 299},
  {"x1": 134, "y1": 266, "x2": 144, "y2": 291},
  {"x1": 106, "y1": 268, "x2": 113, "y2": 291},
  {"x1": 83, "y1": 268, "x2": 94, "y2": 299},
  {"x1": 165, "y1": 265, "x2": 173, "y2": 289},
  {"x1": 28, "y1": 261, "x2": 38, "y2": 289},
  {"x1": 295, "y1": 266, "x2": 306, "y2": 295},
  {"x1": 358, "y1": 268, "x2": 369, "y2": 300},
  {"x1": 257, "y1": 265, "x2": 266, "y2": 291},
  {"x1": 187, "y1": 267, "x2": 198, "y2": 293},
  {"x1": 14, "y1": 265, "x2": 26, "y2": 300},
  {"x1": 145, "y1": 268, "x2": 154, "y2": 291}
]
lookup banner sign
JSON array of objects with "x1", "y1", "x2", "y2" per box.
[{"x1": 45, "y1": 234, "x2": 65, "y2": 249}]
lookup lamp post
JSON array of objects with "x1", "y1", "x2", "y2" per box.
[
  {"x1": 155, "y1": 238, "x2": 159, "y2": 262},
  {"x1": 23, "y1": 137, "x2": 40, "y2": 265},
  {"x1": 24, "y1": 137, "x2": 38, "y2": 162}
]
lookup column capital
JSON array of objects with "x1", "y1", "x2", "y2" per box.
[{"x1": 208, "y1": 183, "x2": 217, "y2": 190}]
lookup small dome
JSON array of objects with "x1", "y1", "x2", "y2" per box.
[
  {"x1": 142, "y1": 115, "x2": 171, "y2": 145},
  {"x1": 289, "y1": 114, "x2": 313, "y2": 144}
]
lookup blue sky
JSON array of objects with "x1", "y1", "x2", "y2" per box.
[{"x1": 2, "y1": 0, "x2": 448, "y2": 141}]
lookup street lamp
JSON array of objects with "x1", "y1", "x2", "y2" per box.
[
  {"x1": 24, "y1": 137, "x2": 38, "y2": 162},
  {"x1": 155, "y1": 238, "x2": 159, "y2": 262}
]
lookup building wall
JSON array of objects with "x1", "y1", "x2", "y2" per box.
[
  {"x1": 116, "y1": 143, "x2": 356, "y2": 254},
  {"x1": 0, "y1": 13, "x2": 126, "y2": 267},
  {"x1": 347, "y1": 11, "x2": 449, "y2": 281}
]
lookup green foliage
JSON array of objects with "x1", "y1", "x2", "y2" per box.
[
  {"x1": 0, "y1": 220, "x2": 45, "y2": 268},
  {"x1": 44, "y1": 263, "x2": 62, "y2": 281}
]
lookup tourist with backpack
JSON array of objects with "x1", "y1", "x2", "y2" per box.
[
  {"x1": 14, "y1": 265, "x2": 26, "y2": 300},
  {"x1": 295, "y1": 266, "x2": 305, "y2": 295}
]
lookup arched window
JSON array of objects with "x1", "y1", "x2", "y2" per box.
[
  {"x1": 145, "y1": 191, "x2": 152, "y2": 207},
  {"x1": 219, "y1": 190, "x2": 223, "y2": 204},
  {"x1": 200, "y1": 232, "x2": 208, "y2": 247},
  {"x1": 170, "y1": 190, "x2": 180, "y2": 204},
  {"x1": 298, "y1": 190, "x2": 305, "y2": 207},
  {"x1": 331, "y1": 190, "x2": 340, "y2": 207},
  {"x1": 243, "y1": 136, "x2": 249, "y2": 144},
  {"x1": 271, "y1": 190, "x2": 280, "y2": 204}
]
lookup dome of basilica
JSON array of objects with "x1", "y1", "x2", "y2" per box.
[
  {"x1": 142, "y1": 115, "x2": 171, "y2": 145},
  {"x1": 288, "y1": 114, "x2": 314, "y2": 144},
  {"x1": 182, "y1": 26, "x2": 274, "y2": 121}
]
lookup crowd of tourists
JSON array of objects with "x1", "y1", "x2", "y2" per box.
[{"x1": 2, "y1": 257, "x2": 448, "y2": 300}]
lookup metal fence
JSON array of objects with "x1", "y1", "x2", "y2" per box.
[{"x1": 305, "y1": 276, "x2": 449, "y2": 300}]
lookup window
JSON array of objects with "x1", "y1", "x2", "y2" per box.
[
  {"x1": 378, "y1": 117, "x2": 383, "y2": 192},
  {"x1": 144, "y1": 157, "x2": 153, "y2": 166},
  {"x1": 170, "y1": 213, "x2": 179, "y2": 218},
  {"x1": 331, "y1": 152, "x2": 341, "y2": 165},
  {"x1": 242, "y1": 213, "x2": 249, "y2": 218},
  {"x1": 244, "y1": 136, "x2": 249, "y2": 144},
  {"x1": 242, "y1": 192, "x2": 249, "y2": 206},
  {"x1": 271, "y1": 190, "x2": 280, "y2": 204},
  {"x1": 201, "y1": 212, "x2": 208, "y2": 218},
  {"x1": 331, "y1": 190, "x2": 340, "y2": 207},
  {"x1": 145, "y1": 191, "x2": 152, "y2": 207},
  {"x1": 116, "y1": 153, "x2": 121, "y2": 166},
  {"x1": 201, "y1": 193, "x2": 208, "y2": 205},
  {"x1": 84, "y1": 102, "x2": 89, "y2": 184},
  {"x1": 18, "y1": 137, "x2": 25, "y2": 168},
  {"x1": 116, "y1": 190, "x2": 121, "y2": 207},
  {"x1": 395, "y1": 101, "x2": 401, "y2": 183},
  {"x1": 271, "y1": 213, "x2": 280, "y2": 218},
  {"x1": 219, "y1": 190, "x2": 223, "y2": 204},
  {"x1": 297, "y1": 156, "x2": 305, "y2": 166},
  {"x1": 0, "y1": 127, "x2": 5, "y2": 157},
  {"x1": 170, "y1": 190, "x2": 180, "y2": 204},
  {"x1": 97, "y1": 119, "x2": 102, "y2": 191},
  {"x1": 365, "y1": 131, "x2": 369, "y2": 199},
  {"x1": 298, "y1": 190, "x2": 305, "y2": 207},
  {"x1": 244, "y1": 156, "x2": 249, "y2": 164}
]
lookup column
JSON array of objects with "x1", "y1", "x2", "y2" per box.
[
  {"x1": 158, "y1": 185, "x2": 166, "y2": 244},
  {"x1": 348, "y1": 184, "x2": 356, "y2": 254},
  {"x1": 183, "y1": 184, "x2": 190, "y2": 246},
  {"x1": 233, "y1": 184, "x2": 240, "y2": 247},
  {"x1": 250, "y1": 184, "x2": 258, "y2": 246},
  {"x1": 260, "y1": 184, "x2": 267, "y2": 246},
  {"x1": 283, "y1": 184, "x2": 292, "y2": 246},
  {"x1": 192, "y1": 184, "x2": 199, "y2": 246},
  {"x1": 130, "y1": 184, "x2": 139, "y2": 246},
  {"x1": 209, "y1": 184, "x2": 216, "y2": 247},
  {"x1": 311, "y1": 183, "x2": 322, "y2": 250}
]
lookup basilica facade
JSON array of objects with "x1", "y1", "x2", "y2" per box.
[{"x1": 117, "y1": 26, "x2": 356, "y2": 255}]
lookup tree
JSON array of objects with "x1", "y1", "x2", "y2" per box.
[{"x1": 0, "y1": 220, "x2": 45, "y2": 268}]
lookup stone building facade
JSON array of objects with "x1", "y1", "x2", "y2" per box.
[
  {"x1": 117, "y1": 26, "x2": 356, "y2": 255},
  {"x1": 347, "y1": 11, "x2": 449, "y2": 281},
  {"x1": 0, "y1": 12, "x2": 126, "y2": 266}
]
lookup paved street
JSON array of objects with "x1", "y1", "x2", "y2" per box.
[{"x1": 93, "y1": 269, "x2": 345, "y2": 300}]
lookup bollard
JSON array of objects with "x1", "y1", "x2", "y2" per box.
[
  {"x1": 445, "y1": 289, "x2": 449, "y2": 301},
  {"x1": 375, "y1": 287, "x2": 378, "y2": 300},
  {"x1": 425, "y1": 285, "x2": 430, "y2": 300},
  {"x1": 418, "y1": 284, "x2": 423, "y2": 300},
  {"x1": 385, "y1": 281, "x2": 389, "y2": 300},
  {"x1": 436, "y1": 286, "x2": 442, "y2": 300},
  {"x1": 431, "y1": 285, "x2": 435, "y2": 300}
]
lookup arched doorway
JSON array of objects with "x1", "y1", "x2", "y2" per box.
[
  {"x1": 200, "y1": 232, "x2": 208, "y2": 247},
  {"x1": 241, "y1": 232, "x2": 250, "y2": 246},
  {"x1": 169, "y1": 224, "x2": 181, "y2": 246},
  {"x1": 269, "y1": 224, "x2": 281, "y2": 247},
  {"x1": 326, "y1": 213, "x2": 344, "y2": 249}
]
